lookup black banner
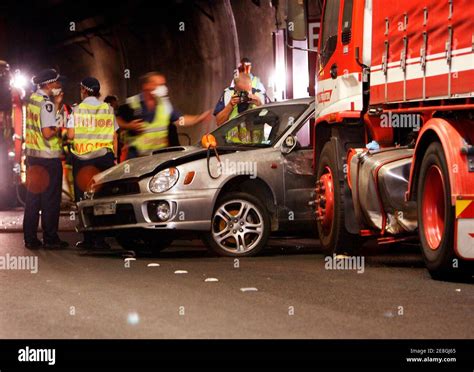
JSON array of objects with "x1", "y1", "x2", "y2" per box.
[{"x1": 0, "y1": 339, "x2": 472, "y2": 371}]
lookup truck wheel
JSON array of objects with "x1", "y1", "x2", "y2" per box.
[
  {"x1": 203, "y1": 192, "x2": 270, "y2": 257},
  {"x1": 315, "y1": 142, "x2": 358, "y2": 255},
  {"x1": 417, "y1": 142, "x2": 460, "y2": 280},
  {"x1": 116, "y1": 230, "x2": 173, "y2": 255}
]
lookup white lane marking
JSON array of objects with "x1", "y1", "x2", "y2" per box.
[
  {"x1": 204, "y1": 278, "x2": 219, "y2": 282},
  {"x1": 127, "y1": 312, "x2": 140, "y2": 325},
  {"x1": 240, "y1": 287, "x2": 258, "y2": 292},
  {"x1": 147, "y1": 263, "x2": 160, "y2": 267},
  {"x1": 174, "y1": 270, "x2": 188, "y2": 274}
]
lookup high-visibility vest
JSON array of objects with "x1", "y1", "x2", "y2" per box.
[
  {"x1": 224, "y1": 89, "x2": 257, "y2": 144},
  {"x1": 229, "y1": 102, "x2": 256, "y2": 120},
  {"x1": 71, "y1": 101, "x2": 115, "y2": 156},
  {"x1": 126, "y1": 95, "x2": 170, "y2": 156},
  {"x1": 25, "y1": 93, "x2": 62, "y2": 158},
  {"x1": 251, "y1": 75, "x2": 261, "y2": 90}
]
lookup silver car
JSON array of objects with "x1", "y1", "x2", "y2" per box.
[{"x1": 77, "y1": 98, "x2": 316, "y2": 256}]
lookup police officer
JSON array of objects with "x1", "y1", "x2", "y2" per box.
[
  {"x1": 214, "y1": 72, "x2": 264, "y2": 127},
  {"x1": 23, "y1": 68, "x2": 68, "y2": 250},
  {"x1": 116, "y1": 71, "x2": 210, "y2": 159},
  {"x1": 230, "y1": 57, "x2": 266, "y2": 94},
  {"x1": 66, "y1": 77, "x2": 118, "y2": 250}
]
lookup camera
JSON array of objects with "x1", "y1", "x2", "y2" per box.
[{"x1": 237, "y1": 90, "x2": 250, "y2": 104}]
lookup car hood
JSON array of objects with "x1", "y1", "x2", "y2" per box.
[{"x1": 93, "y1": 146, "x2": 205, "y2": 184}]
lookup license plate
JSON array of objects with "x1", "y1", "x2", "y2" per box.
[{"x1": 93, "y1": 202, "x2": 116, "y2": 216}]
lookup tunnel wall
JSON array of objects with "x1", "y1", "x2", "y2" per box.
[{"x1": 2, "y1": 0, "x2": 279, "y2": 144}]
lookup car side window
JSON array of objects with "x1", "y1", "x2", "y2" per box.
[
  {"x1": 223, "y1": 109, "x2": 280, "y2": 145},
  {"x1": 294, "y1": 119, "x2": 312, "y2": 149}
]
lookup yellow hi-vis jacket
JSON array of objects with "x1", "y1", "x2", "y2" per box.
[
  {"x1": 71, "y1": 102, "x2": 115, "y2": 156},
  {"x1": 126, "y1": 94, "x2": 170, "y2": 156},
  {"x1": 225, "y1": 90, "x2": 256, "y2": 144},
  {"x1": 25, "y1": 93, "x2": 62, "y2": 158}
]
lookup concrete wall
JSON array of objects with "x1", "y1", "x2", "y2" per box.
[
  {"x1": 231, "y1": 0, "x2": 278, "y2": 102},
  {"x1": 1, "y1": 0, "x2": 279, "y2": 144}
]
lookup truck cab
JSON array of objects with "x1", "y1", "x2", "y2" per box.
[{"x1": 289, "y1": 0, "x2": 474, "y2": 280}]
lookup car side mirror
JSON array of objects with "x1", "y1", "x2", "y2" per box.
[{"x1": 281, "y1": 134, "x2": 298, "y2": 155}]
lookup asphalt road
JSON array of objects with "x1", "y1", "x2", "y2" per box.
[{"x1": 0, "y1": 212, "x2": 473, "y2": 339}]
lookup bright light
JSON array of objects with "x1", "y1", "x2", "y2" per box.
[
  {"x1": 10, "y1": 70, "x2": 28, "y2": 90},
  {"x1": 270, "y1": 61, "x2": 287, "y2": 102},
  {"x1": 292, "y1": 40, "x2": 310, "y2": 98}
]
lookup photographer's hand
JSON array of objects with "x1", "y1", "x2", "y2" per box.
[
  {"x1": 230, "y1": 96, "x2": 240, "y2": 107},
  {"x1": 248, "y1": 93, "x2": 262, "y2": 106}
]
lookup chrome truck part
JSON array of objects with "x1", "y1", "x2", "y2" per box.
[{"x1": 349, "y1": 148, "x2": 417, "y2": 234}]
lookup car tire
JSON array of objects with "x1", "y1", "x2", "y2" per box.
[
  {"x1": 417, "y1": 142, "x2": 466, "y2": 281},
  {"x1": 315, "y1": 141, "x2": 359, "y2": 255},
  {"x1": 203, "y1": 192, "x2": 271, "y2": 257},
  {"x1": 116, "y1": 230, "x2": 173, "y2": 255}
]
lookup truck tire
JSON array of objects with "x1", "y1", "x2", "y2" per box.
[
  {"x1": 203, "y1": 192, "x2": 270, "y2": 257},
  {"x1": 417, "y1": 142, "x2": 462, "y2": 280},
  {"x1": 116, "y1": 230, "x2": 173, "y2": 256},
  {"x1": 315, "y1": 142, "x2": 358, "y2": 255}
]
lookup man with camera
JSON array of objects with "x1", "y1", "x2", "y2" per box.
[{"x1": 214, "y1": 73, "x2": 264, "y2": 127}]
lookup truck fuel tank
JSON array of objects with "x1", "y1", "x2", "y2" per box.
[{"x1": 349, "y1": 147, "x2": 417, "y2": 235}]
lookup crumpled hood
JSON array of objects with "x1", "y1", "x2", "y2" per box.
[{"x1": 92, "y1": 146, "x2": 204, "y2": 184}]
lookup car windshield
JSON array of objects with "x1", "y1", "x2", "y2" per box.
[{"x1": 210, "y1": 104, "x2": 308, "y2": 147}]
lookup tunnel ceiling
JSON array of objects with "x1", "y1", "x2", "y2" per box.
[{"x1": 1, "y1": 0, "x2": 218, "y2": 51}]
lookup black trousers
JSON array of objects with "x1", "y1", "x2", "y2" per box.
[
  {"x1": 72, "y1": 152, "x2": 115, "y2": 243},
  {"x1": 23, "y1": 156, "x2": 62, "y2": 244}
]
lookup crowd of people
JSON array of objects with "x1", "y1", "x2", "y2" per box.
[{"x1": 22, "y1": 57, "x2": 267, "y2": 250}]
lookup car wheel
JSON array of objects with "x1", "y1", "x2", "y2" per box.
[
  {"x1": 203, "y1": 192, "x2": 271, "y2": 257},
  {"x1": 417, "y1": 142, "x2": 464, "y2": 280},
  {"x1": 116, "y1": 230, "x2": 173, "y2": 255},
  {"x1": 315, "y1": 141, "x2": 359, "y2": 255}
]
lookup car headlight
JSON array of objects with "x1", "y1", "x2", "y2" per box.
[{"x1": 149, "y1": 167, "x2": 179, "y2": 193}]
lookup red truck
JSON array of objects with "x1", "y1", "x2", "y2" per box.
[{"x1": 294, "y1": 0, "x2": 473, "y2": 279}]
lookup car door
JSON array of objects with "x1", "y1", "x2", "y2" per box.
[{"x1": 282, "y1": 118, "x2": 316, "y2": 228}]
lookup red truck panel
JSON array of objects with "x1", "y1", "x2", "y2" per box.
[{"x1": 370, "y1": 0, "x2": 474, "y2": 105}]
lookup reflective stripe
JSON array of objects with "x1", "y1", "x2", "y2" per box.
[
  {"x1": 28, "y1": 99, "x2": 43, "y2": 108},
  {"x1": 74, "y1": 133, "x2": 115, "y2": 140},
  {"x1": 74, "y1": 108, "x2": 114, "y2": 115},
  {"x1": 25, "y1": 124, "x2": 41, "y2": 132},
  {"x1": 26, "y1": 148, "x2": 62, "y2": 158},
  {"x1": 142, "y1": 127, "x2": 168, "y2": 134}
]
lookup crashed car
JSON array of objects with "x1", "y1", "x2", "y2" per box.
[{"x1": 77, "y1": 98, "x2": 316, "y2": 256}]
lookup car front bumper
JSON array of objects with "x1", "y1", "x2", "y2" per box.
[{"x1": 77, "y1": 189, "x2": 218, "y2": 232}]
